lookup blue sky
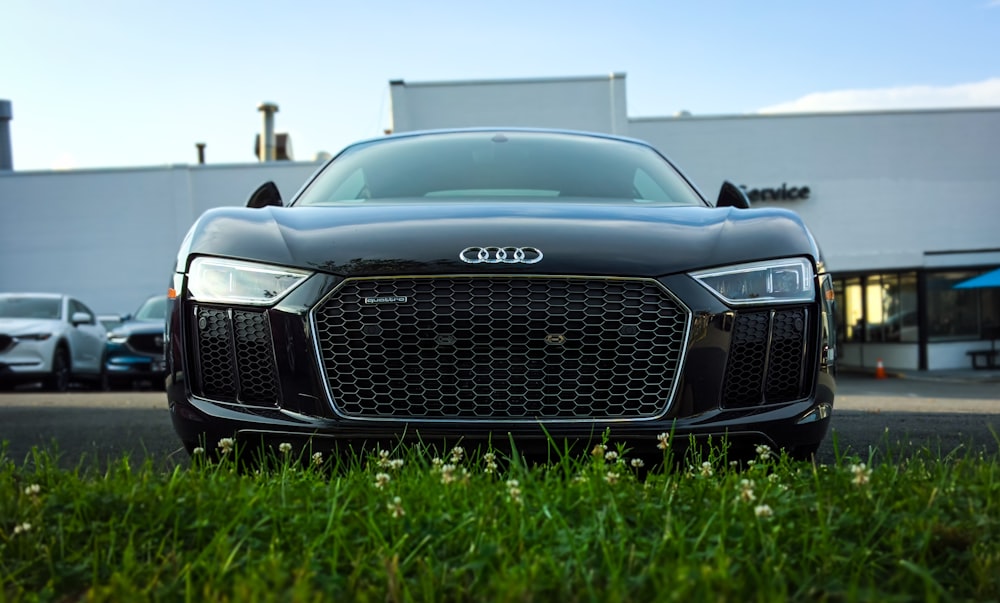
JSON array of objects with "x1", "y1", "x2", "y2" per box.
[{"x1": 3, "y1": 0, "x2": 999, "y2": 171}]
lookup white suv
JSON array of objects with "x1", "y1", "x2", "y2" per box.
[{"x1": 0, "y1": 293, "x2": 107, "y2": 391}]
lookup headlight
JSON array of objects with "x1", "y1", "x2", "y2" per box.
[
  {"x1": 691, "y1": 258, "x2": 815, "y2": 306},
  {"x1": 187, "y1": 257, "x2": 310, "y2": 306},
  {"x1": 107, "y1": 331, "x2": 129, "y2": 343},
  {"x1": 16, "y1": 333, "x2": 53, "y2": 341}
]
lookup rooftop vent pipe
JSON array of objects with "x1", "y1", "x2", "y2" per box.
[
  {"x1": 257, "y1": 102, "x2": 279, "y2": 162},
  {"x1": 0, "y1": 100, "x2": 12, "y2": 171}
]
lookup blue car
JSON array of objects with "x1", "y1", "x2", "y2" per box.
[{"x1": 105, "y1": 295, "x2": 167, "y2": 389}]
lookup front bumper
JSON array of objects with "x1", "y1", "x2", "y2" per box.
[
  {"x1": 166, "y1": 272, "x2": 836, "y2": 456},
  {"x1": 0, "y1": 339, "x2": 56, "y2": 377}
]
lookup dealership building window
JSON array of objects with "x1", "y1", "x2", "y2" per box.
[
  {"x1": 835, "y1": 272, "x2": 918, "y2": 344},
  {"x1": 833, "y1": 268, "x2": 1000, "y2": 369}
]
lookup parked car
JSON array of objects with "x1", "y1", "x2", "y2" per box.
[
  {"x1": 0, "y1": 292, "x2": 107, "y2": 391},
  {"x1": 166, "y1": 128, "x2": 837, "y2": 461},
  {"x1": 105, "y1": 295, "x2": 168, "y2": 389},
  {"x1": 98, "y1": 313, "x2": 125, "y2": 331}
]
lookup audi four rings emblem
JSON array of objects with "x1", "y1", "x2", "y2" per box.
[{"x1": 459, "y1": 246, "x2": 543, "y2": 264}]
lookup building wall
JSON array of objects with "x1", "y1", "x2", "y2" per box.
[
  {"x1": 629, "y1": 110, "x2": 1000, "y2": 273},
  {"x1": 0, "y1": 162, "x2": 322, "y2": 315},
  {"x1": 390, "y1": 74, "x2": 629, "y2": 135}
]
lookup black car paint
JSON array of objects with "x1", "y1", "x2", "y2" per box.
[
  {"x1": 174, "y1": 202, "x2": 820, "y2": 278},
  {"x1": 166, "y1": 129, "x2": 835, "y2": 460}
]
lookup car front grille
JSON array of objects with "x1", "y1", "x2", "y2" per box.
[
  {"x1": 128, "y1": 332, "x2": 163, "y2": 355},
  {"x1": 191, "y1": 306, "x2": 279, "y2": 406},
  {"x1": 313, "y1": 276, "x2": 689, "y2": 421},
  {"x1": 722, "y1": 307, "x2": 810, "y2": 408}
]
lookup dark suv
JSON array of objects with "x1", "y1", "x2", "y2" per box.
[{"x1": 105, "y1": 295, "x2": 167, "y2": 389}]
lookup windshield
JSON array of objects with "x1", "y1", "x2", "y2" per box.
[
  {"x1": 0, "y1": 296, "x2": 61, "y2": 319},
  {"x1": 134, "y1": 296, "x2": 168, "y2": 320},
  {"x1": 294, "y1": 131, "x2": 705, "y2": 207}
]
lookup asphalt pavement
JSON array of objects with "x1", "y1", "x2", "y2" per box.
[{"x1": 0, "y1": 371, "x2": 997, "y2": 472}]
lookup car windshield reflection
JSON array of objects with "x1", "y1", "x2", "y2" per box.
[{"x1": 0, "y1": 296, "x2": 61, "y2": 320}]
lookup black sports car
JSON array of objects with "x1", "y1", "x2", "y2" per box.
[{"x1": 166, "y1": 128, "x2": 836, "y2": 461}]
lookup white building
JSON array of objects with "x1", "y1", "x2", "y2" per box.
[{"x1": 2, "y1": 74, "x2": 998, "y2": 371}]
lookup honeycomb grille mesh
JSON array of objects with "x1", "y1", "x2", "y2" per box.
[
  {"x1": 314, "y1": 277, "x2": 688, "y2": 420},
  {"x1": 194, "y1": 307, "x2": 279, "y2": 405},
  {"x1": 722, "y1": 307, "x2": 808, "y2": 408}
]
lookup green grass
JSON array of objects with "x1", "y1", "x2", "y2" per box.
[{"x1": 1, "y1": 434, "x2": 998, "y2": 602}]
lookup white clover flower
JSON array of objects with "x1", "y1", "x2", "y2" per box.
[
  {"x1": 605, "y1": 450, "x2": 619, "y2": 462},
  {"x1": 192, "y1": 447, "x2": 205, "y2": 456},
  {"x1": 630, "y1": 458, "x2": 645, "y2": 468},
  {"x1": 573, "y1": 474, "x2": 589, "y2": 484},
  {"x1": 484, "y1": 453, "x2": 498, "y2": 474},
  {"x1": 217, "y1": 438, "x2": 235, "y2": 454},
  {"x1": 754, "y1": 504, "x2": 774, "y2": 519},
  {"x1": 312, "y1": 452, "x2": 324, "y2": 466},
  {"x1": 738, "y1": 478, "x2": 756, "y2": 503},
  {"x1": 13, "y1": 522, "x2": 31, "y2": 535},
  {"x1": 24, "y1": 484, "x2": 41, "y2": 496},
  {"x1": 591, "y1": 443, "x2": 607, "y2": 457},
  {"x1": 387, "y1": 496, "x2": 405, "y2": 518},
  {"x1": 768, "y1": 473, "x2": 780, "y2": 483},
  {"x1": 388, "y1": 458, "x2": 405, "y2": 470},
  {"x1": 441, "y1": 464, "x2": 457, "y2": 484},
  {"x1": 656, "y1": 432, "x2": 670, "y2": 450},
  {"x1": 431, "y1": 456, "x2": 443, "y2": 469},
  {"x1": 700, "y1": 461, "x2": 714, "y2": 477},
  {"x1": 850, "y1": 463, "x2": 872, "y2": 486},
  {"x1": 450, "y1": 446, "x2": 465, "y2": 463},
  {"x1": 278, "y1": 442, "x2": 292, "y2": 455},
  {"x1": 374, "y1": 472, "x2": 391, "y2": 489},
  {"x1": 377, "y1": 449, "x2": 391, "y2": 468},
  {"x1": 755, "y1": 444, "x2": 772, "y2": 460},
  {"x1": 505, "y1": 479, "x2": 523, "y2": 504},
  {"x1": 605, "y1": 471, "x2": 621, "y2": 485}
]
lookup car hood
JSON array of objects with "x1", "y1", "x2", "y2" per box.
[
  {"x1": 111, "y1": 320, "x2": 165, "y2": 337},
  {"x1": 177, "y1": 201, "x2": 821, "y2": 278},
  {"x1": 0, "y1": 318, "x2": 62, "y2": 335}
]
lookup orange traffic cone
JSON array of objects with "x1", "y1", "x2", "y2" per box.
[{"x1": 874, "y1": 358, "x2": 887, "y2": 379}]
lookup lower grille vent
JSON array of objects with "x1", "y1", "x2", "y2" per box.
[
  {"x1": 193, "y1": 307, "x2": 279, "y2": 406},
  {"x1": 129, "y1": 332, "x2": 163, "y2": 355},
  {"x1": 722, "y1": 307, "x2": 809, "y2": 408}
]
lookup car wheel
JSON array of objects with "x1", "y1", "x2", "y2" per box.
[
  {"x1": 106, "y1": 376, "x2": 128, "y2": 391},
  {"x1": 47, "y1": 347, "x2": 71, "y2": 392},
  {"x1": 98, "y1": 367, "x2": 111, "y2": 392}
]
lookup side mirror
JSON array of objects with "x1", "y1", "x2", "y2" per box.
[
  {"x1": 716, "y1": 181, "x2": 751, "y2": 209},
  {"x1": 247, "y1": 181, "x2": 283, "y2": 208},
  {"x1": 71, "y1": 311, "x2": 92, "y2": 326}
]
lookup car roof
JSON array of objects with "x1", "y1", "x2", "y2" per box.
[
  {"x1": 0, "y1": 292, "x2": 65, "y2": 299},
  {"x1": 342, "y1": 127, "x2": 659, "y2": 152}
]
